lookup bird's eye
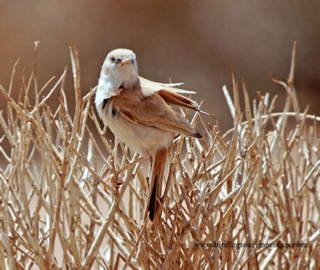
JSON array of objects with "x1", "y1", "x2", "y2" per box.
[{"x1": 110, "y1": 57, "x2": 116, "y2": 63}]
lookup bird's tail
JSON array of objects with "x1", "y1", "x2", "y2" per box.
[{"x1": 146, "y1": 147, "x2": 169, "y2": 221}]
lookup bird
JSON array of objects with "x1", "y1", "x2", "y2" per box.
[{"x1": 95, "y1": 48, "x2": 204, "y2": 221}]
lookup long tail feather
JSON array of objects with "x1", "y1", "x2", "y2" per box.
[{"x1": 145, "y1": 147, "x2": 168, "y2": 221}]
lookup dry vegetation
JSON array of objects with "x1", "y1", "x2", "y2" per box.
[{"x1": 0, "y1": 43, "x2": 319, "y2": 269}]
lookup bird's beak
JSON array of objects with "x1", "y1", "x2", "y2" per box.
[{"x1": 121, "y1": 59, "x2": 132, "y2": 66}]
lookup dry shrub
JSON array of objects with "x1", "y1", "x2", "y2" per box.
[{"x1": 0, "y1": 43, "x2": 319, "y2": 269}]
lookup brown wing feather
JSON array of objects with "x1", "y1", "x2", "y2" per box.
[
  {"x1": 158, "y1": 89, "x2": 209, "y2": 115},
  {"x1": 112, "y1": 90, "x2": 201, "y2": 138},
  {"x1": 158, "y1": 89, "x2": 200, "y2": 111}
]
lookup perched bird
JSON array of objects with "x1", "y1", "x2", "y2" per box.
[{"x1": 95, "y1": 48, "x2": 204, "y2": 221}]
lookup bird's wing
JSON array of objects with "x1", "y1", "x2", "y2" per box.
[
  {"x1": 139, "y1": 76, "x2": 196, "y2": 95},
  {"x1": 112, "y1": 90, "x2": 201, "y2": 138},
  {"x1": 139, "y1": 76, "x2": 208, "y2": 115}
]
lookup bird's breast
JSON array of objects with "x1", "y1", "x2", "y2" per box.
[{"x1": 99, "y1": 98, "x2": 173, "y2": 157}]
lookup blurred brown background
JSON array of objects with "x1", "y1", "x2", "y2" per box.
[{"x1": 1, "y1": 1, "x2": 320, "y2": 133}]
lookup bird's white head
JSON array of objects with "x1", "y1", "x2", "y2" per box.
[
  {"x1": 101, "y1": 48, "x2": 138, "y2": 89},
  {"x1": 95, "y1": 48, "x2": 139, "y2": 112}
]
